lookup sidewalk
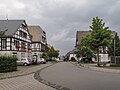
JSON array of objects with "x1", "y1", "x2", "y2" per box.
[
  {"x1": 0, "y1": 71, "x2": 55, "y2": 90},
  {"x1": 72, "y1": 62, "x2": 120, "y2": 74},
  {"x1": 0, "y1": 62, "x2": 54, "y2": 79}
]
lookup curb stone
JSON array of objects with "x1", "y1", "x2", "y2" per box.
[
  {"x1": 34, "y1": 63, "x2": 71, "y2": 90},
  {"x1": 0, "y1": 71, "x2": 36, "y2": 80},
  {"x1": 71, "y1": 62, "x2": 120, "y2": 74}
]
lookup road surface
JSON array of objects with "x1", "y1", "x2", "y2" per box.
[{"x1": 40, "y1": 62, "x2": 120, "y2": 90}]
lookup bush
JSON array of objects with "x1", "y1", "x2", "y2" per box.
[
  {"x1": 110, "y1": 64, "x2": 120, "y2": 67},
  {"x1": 0, "y1": 56, "x2": 17, "y2": 73}
]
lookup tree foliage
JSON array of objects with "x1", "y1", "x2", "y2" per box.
[
  {"x1": 42, "y1": 52, "x2": 49, "y2": 60},
  {"x1": 90, "y1": 17, "x2": 112, "y2": 50},
  {"x1": 76, "y1": 35, "x2": 95, "y2": 59},
  {"x1": 89, "y1": 17, "x2": 112, "y2": 66},
  {"x1": 42, "y1": 46, "x2": 59, "y2": 61},
  {"x1": 76, "y1": 17, "x2": 112, "y2": 66},
  {"x1": 0, "y1": 29, "x2": 8, "y2": 36},
  {"x1": 109, "y1": 34, "x2": 120, "y2": 56}
]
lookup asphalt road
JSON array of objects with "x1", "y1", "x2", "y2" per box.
[{"x1": 40, "y1": 62, "x2": 120, "y2": 90}]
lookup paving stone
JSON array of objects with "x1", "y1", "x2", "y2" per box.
[
  {"x1": 0, "y1": 62, "x2": 56, "y2": 90},
  {"x1": 0, "y1": 74, "x2": 55, "y2": 90}
]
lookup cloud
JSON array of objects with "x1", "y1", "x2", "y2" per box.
[
  {"x1": 0, "y1": 0, "x2": 120, "y2": 55},
  {"x1": 50, "y1": 30, "x2": 75, "y2": 42},
  {"x1": 13, "y1": 1, "x2": 26, "y2": 9}
]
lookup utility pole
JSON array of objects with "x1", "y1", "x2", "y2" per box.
[{"x1": 114, "y1": 38, "x2": 116, "y2": 64}]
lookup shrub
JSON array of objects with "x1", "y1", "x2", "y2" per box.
[
  {"x1": 0, "y1": 56, "x2": 17, "y2": 73},
  {"x1": 110, "y1": 64, "x2": 120, "y2": 67}
]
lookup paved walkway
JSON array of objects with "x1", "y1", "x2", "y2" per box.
[
  {"x1": 0, "y1": 74, "x2": 55, "y2": 90},
  {"x1": 0, "y1": 63, "x2": 56, "y2": 90}
]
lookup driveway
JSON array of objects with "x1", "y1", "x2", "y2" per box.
[{"x1": 40, "y1": 62, "x2": 120, "y2": 90}]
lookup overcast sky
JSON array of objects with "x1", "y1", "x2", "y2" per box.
[{"x1": 0, "y1": 0, "x2": 120, "y2": 55}]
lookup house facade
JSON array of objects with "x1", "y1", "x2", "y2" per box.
[
  {"x1": 28, "y1": 26, "x2": 47, "y2": 62},
  {"x1": 65, "y1": 49, "x2": 77, "y2": 61},
  {"x1": 0, "y1": 20, "x2": 32, "y2": 60}
]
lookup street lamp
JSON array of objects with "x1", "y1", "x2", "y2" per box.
[{"x1": 114, "y1": 38, "x2": 116, "y2": 64}]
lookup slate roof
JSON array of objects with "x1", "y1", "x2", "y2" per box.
[
  {"x1": 28, "y1": 26, "x2": 44, "y2": 42},
  {"x1": 0, "y1": 20, "x2": 26, "y2": 36}
]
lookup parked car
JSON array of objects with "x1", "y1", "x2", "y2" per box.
[
  {"x1": 81, "y1": 57, "x2": 93, "y2": 63},
  {"x1": 17, "y1": 58, "x2": 32, "y2": 66},
  {"x1": 37, "y1": 58, "x2": 46, "y2": 64}
]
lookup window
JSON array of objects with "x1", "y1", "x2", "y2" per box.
[
  {"x1": 23, "y1": 32, "x2": 27, "y2": 38},
  {"x1": 14, "y1": 40, "x2": 19, "y2": 46},
  {"x1": 1, "y1": 39, "x2": 6, "y2": 50},
  {"x1": 34, "y1": 43, "x2": 37, "y2": 51},
  {"x1": 21, "y1": 42, "x2": 26, "y2": 51},
  {"x1": 14, "y1": 40, "x2": 20, "y2": 50},
  {"x1": 19, "y1": 30, "x2": 27, "y2": 39},
  {"x1": 19, "y1": 31, "x2": 22, "y2": 37},
  {"x1": 27, "y1": 43, "x2": 30, "y2": 48}
]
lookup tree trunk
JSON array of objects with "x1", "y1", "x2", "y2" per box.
[{"x1": 97, "y1": 48, "x2": 100, "y2": 67}]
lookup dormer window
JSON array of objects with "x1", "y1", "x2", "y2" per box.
[
  {"x1": 19, "y1": 30, "x2": 22, "y2": 37},
  {"x1": 23, "y1": 32, "x2": 27, "y2": 38}
]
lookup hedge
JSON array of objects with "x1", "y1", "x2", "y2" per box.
[{"x1": 0, "y1": 56, "x2": 17, "y2": 73}]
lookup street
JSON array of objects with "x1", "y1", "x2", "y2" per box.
[{"x1": 40, "y1": 62, "x2": 120, "y2": 90}]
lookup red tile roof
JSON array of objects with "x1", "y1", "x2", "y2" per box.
[
  {"x1": 28, "y1": 26, "x2": 44, "y2": 42},
  {"x1": 76, "y1": 31, "x2": 117, "y2": 46}
]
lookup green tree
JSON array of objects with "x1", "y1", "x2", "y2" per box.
[
  {"x1": 90, "y1": 17, "x2": 112, "y2": 66},
  {"x1": 76, "y1": 35, "x2": 95, "y2": 60},
  {"x1": 0, "y1": 29, "x2": 8, "y2": 36},
  {"x1": 47, "y1": 47, "x2": 55, "y2": 59},
  {"x1": 42, "y1": 52, "x2": 49, "y2": 60},
  {"x1": 109, "y1": 34, "x2": 120, "y2": 56},
  {"x1": 42, "y1": 46, "x2": 59, "y2": 61},
  {"x1": 53, "y1": 50, "x2": 59, "y2": 58}
]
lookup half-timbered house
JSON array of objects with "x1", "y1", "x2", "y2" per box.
[
  {"x1": 28, "y1": 26, "x2": 47, "y2": 62},
  {"x1": 0, "y1": 20, "x2": 32, "y2": 60}
]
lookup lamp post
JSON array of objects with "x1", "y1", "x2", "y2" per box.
[{"x1": 114, "y1": 38, "x2": 116, "y2": 64}]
